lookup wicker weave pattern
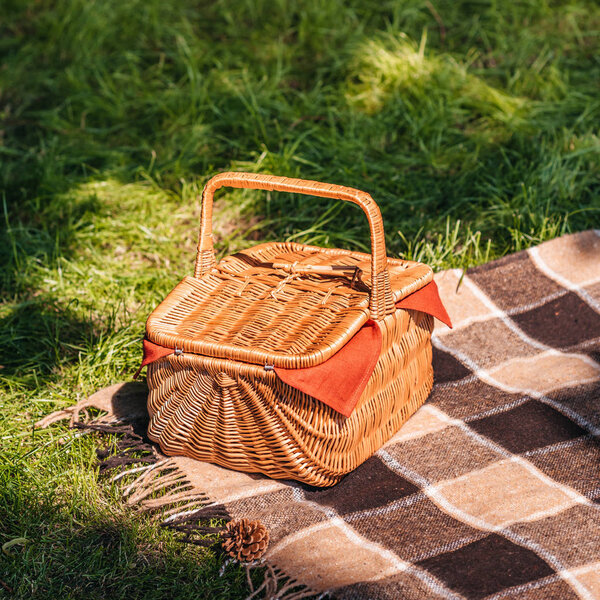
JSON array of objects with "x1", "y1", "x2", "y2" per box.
[{"x1": 145, "y1": 172, "x2": 436, "y2": 486}]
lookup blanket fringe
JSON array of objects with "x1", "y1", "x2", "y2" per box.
[
  {"x1": 244, "y1": 562, "x2": 324, "y2": 600},
  {"x1": 163, "y1": 505, "x2": 231, "y2": 547}
]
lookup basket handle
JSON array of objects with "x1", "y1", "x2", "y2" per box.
[{"x1": 195, "y1": 172, "x2": 395, "y2": 319}]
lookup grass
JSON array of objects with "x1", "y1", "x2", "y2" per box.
[{"x1": 0, "y1": 0, "x2": 599, "y2": 597}]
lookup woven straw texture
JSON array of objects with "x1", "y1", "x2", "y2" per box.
[{"x1": 145, "y1": 172, "x2": 434, "y2": 487}]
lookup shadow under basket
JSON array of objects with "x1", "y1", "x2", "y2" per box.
[{"x1": 144, "y1": 172, "x2": 436, "y2": 487}]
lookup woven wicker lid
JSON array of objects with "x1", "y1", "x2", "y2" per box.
[{"x1": 146, "y1": 241, "x2": 432, "y2": 369}]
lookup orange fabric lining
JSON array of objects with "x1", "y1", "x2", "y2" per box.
[
  {"x1": 275, "y1": 320, "x2": 381, "y2": 417},
  {"x1": 133, "y1": 338, "x2": 175, "y2": 379},
  {"x1": 397, "y1": 280, "x2": 451, "y2": 328}
]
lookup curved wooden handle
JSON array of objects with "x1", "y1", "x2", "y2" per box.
[{"x1": 195, "y1": 172, "x2": 395, "y2": 319}]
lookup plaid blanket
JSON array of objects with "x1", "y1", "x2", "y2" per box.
[
  {"x1": 184, "y1": 230, "x2": 600, "y2": 599},
  {"x1": 40, "y1": 231, "x2": 600, "y2": 599}
]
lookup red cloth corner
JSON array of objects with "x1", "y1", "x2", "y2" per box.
[
  {"x1": 133, "y1": 338, "x2": 174, "y2": 379},
  {"x1": 275, "y1": 320, "x2": 381, "y2": 418},
  {"x1": 397, "y1": 280, "x2": 452, "y2": 328}
]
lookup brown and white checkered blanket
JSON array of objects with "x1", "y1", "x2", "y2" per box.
[
  {"x1": 44, "y1": 230, "x2": 600, "y2": 599},
  {"x1": 188, "y1": 230, "x2": 599, "y2": 599}
]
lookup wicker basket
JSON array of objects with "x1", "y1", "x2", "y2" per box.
[{"x1": 144, "y1": 172, "x2": 435, "y2": 487}]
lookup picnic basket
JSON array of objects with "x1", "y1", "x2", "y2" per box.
[{"x1": 143, "y1": 172, "x2": 436, "y2": 487}]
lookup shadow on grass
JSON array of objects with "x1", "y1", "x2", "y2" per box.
[
  {"x1": 0, "y1": 507, "x2": 253, "y2": 600},
  {"x1": 0, "y1": 292, "x2": 139, "y2": 389},
  {"x1": 0, "y1": 189, "x2": 103, "y2": 294},
  {"x1": 0, "y1": 298, "x2": 94, "y2": 378}
]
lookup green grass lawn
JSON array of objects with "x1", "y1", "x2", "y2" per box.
[{"x1": 1, "y1": 1, "x2": 599, "y2": 597}]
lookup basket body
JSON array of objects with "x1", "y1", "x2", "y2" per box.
[
  {"x1": 144, "y1": 172, "x2": 436, "y2": 487},
  {"x1": 146, "y1": 308, "x2": 433, "y2": 487}
]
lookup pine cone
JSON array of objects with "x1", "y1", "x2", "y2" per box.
[{"x1": 220, "y1": 518, "x2": 269, "y2": 562}]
